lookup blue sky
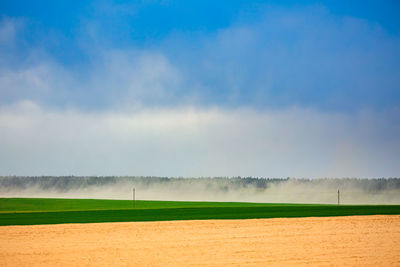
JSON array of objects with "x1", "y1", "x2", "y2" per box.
[
  {"x1": 1, "y1": 0, "x2": 400, "y2": 110},
  {"x1": 0, "y1": 1, "x2": 399, "y2": 177}
]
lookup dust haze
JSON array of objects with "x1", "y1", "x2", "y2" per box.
[{"x1": 1, "y1": 176, "x2": 399, "y2": 204}]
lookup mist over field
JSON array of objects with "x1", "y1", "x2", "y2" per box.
[{"x1": 1, "y1": 176, "x2": 399, "y2": 204}]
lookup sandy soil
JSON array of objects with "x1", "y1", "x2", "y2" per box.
[{"x1": 0, "y1": 215, "x2": 399, "y2": 266}]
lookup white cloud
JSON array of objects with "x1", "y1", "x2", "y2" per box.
[
  {"x1": 0, "y1": 102, "x2": 398, "y2": 177},
  {"x1": 88, "y1": 50, "x2": 183, "y2": 106}
]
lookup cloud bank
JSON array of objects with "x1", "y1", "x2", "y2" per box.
[{"x1": 0, "y1": 101, "x2": 399, "y2": 177}]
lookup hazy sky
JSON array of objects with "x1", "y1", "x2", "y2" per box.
[{"x1": 0, "y1": 1, "x2": 399, "y2": 177}]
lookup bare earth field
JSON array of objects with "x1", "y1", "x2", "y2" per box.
[{"x1": 0, "y1": 215, "x2": 399, "y2": 266}]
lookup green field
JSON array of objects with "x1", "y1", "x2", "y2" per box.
[
  {"x1": 1, "y1": 198, "x2": 399, "y2": 226},
  {"x1": 0, "y1": 198, "x2": 283, "y2": 213}
]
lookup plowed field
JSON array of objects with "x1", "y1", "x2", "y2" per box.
[{"x1": 0, "y1": 215, "x2": 399, "y2": 266}]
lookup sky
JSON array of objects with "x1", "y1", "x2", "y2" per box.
[{"x1": 0, "y1": 0, "x2": 399, "y2": 177}]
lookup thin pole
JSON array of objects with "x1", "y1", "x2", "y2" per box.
[
  {"x1": 338, "y1": 189, "x2": 340, "y2": 205},
  {"x1": 133, "y1": 187, "x2": 135, "y2": 208}
]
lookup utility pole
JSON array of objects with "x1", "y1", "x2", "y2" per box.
[
  {"x1": 133, "y1": 187, "x2": 135, "y2": 208},
  {"x1": 338, "y1": 189, "x2": 340, "y2": 205}
]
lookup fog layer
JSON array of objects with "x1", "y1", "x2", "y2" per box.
[{"x1": 1, "y1": 176, "x2": 399, "y2": 204}]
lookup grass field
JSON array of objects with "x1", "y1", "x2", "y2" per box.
[
  {"x1": 0, "y1": 198, "x2": 399, "y2": 226},
  {"x1": 0, "y1": 198, "x2": 283, "y2": 212}
]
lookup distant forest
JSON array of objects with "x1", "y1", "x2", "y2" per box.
[{"x1": 1, "y1": 176, "x2": 399, "y2": 192}]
